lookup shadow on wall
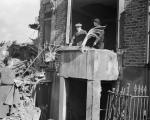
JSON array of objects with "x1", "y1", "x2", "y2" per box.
[{"x1": 120, "y1": 66, "x2": 147, "y2": 95}]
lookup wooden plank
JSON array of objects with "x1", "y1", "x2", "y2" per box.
[
  {"x1": 59, "y1": 77, "x2": 67, "y2": 120},
  {"x1": 92, "y1": 80, "x2": 101, "y2": 120},
  {"x1": 87, "y1": 50, "x2": 95, "y2": 80},
  {"x1": 50, "y1": 75, "x2": 60, "y2": 120},
  {"x1": 147, "y1": 1, "x2": 150, "y2": 64},
  {"x1": 86, "y1": 80, "x2": 101, "y2": 120},
  {"x1": 117, "y1": 0, "x2": 125, "y2": 48},
  {"x1": 86, "y1": 80, "x2": 93, "y2": 120},
  {"x1": 65, "y1": 0, "x2": 72, "y2": 44},
  {"x1": 58, "y1": 46, "x2": 81, "y2": 51}
]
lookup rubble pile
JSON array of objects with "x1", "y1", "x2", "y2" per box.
[
  {"x1": 3, "y1": 98, "x2": 41, "y2": 120},
  {"x1": 0, "y1": 44, "x2": 44, "y2": 120},
  {"x1": 5, "y1": 69, "x2": 46, "y2": 120}
]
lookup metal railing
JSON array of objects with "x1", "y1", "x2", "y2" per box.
[{"x1": 105, "y1": 84, "x2": 149, "y2": 120}]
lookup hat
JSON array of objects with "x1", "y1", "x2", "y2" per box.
[
  {"x1": 94, "y1": 18, "x2": 101, "y2": 25},
  {"x1": 75, "y1": 23, "x2": 82, "y2": 27}
]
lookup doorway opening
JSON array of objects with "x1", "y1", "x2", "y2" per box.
[
  {"x1": 65, "y1": 77, "x2": 117, "y2": 120},
  {"x1": 71, "y1": 0, "x2": 118, "y2": 51},
  {"x1": 65, "y1": 78, "x2": 87, "y2": 120}
]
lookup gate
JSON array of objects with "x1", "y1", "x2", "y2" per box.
[{"x1": 105, "y1": 84, "x2": 149, "y2": 120}]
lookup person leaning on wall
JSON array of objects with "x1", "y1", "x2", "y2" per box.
[{"x1": 69, "y1": 23, "x2": 87, "y2": 46}]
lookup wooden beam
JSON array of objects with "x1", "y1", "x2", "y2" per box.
[
  {"x1": 66, "y1": 0, "x2": 72, "y2": 44},
  {"x1": 86, "y1": 81, "x2": 93, "y2": 120},
  {"x1": 59, "y1": 77, "x2": 67, "y2": 120},
  {"x1": 86, "y1": 80, "x2": 101, "y2": 120},
  {"x1": 92, "y1": 80, "x2": 101, "y2": 120},
  {"x1": 146, "y1": 2, "x2": 149, "y2": 64},
  {"x1": 117, "y1": 0, "x2": 125, "y2": 48},
  {"x1": 49, "y1": 74, "x2": 60, "y2": 120}
]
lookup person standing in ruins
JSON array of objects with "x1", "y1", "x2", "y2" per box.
[
  {"x1": 82, "y1": 18, "x2": 106, "y2": 49},
  {"x1": 70, "y1": 23, "x2": 87, "y2": 46},
  {"x1": 0, "y1": 57, "x2": 20, "y2": 117}
]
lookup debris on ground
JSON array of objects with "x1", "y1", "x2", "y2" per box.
[
  {"x1": 1, "y1": 68, "x2": 44, "y2": 120},
  {"x1": 0, "y1": 43, "x2": 44, "y2": 120}
]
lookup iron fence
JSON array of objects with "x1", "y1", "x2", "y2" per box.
[{"x1": 105, "y1": 84, "x2": 149, "y2": 120}]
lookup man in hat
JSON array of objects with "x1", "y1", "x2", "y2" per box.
[
  {"x1": 82, "y1": 18, "x2": 106, "y2": 49},
  {"x1": 70, "y1": 23, "x2": 87, "y2": 46}
]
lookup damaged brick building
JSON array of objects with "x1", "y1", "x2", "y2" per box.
[{"x1": 36, "y1": 0, "x2": 150, "y2": 120}]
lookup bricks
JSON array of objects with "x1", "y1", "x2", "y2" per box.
[
  {"x1": 54, "y1": 0, "x2": 67, "y2": 45},
  {"x1": 39, "y1": 0, "x2": 68, "y2": 47},
  {"x1": 120, "y1": 0, "x2": 148, "y2": 66}
]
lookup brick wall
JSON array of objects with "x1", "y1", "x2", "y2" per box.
[
  {"x1": 39, "y1": 0, "x2": 68, "y2": 47},
  {"x1": 120, "y1": 0, "x2": 148, "y2": 66},
  {"x1": 39, "y1": 2, "x2": 44, "y2": 49},
  {"x1": 54, "y1": 0, "x2": 68, "y2": 45}
]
